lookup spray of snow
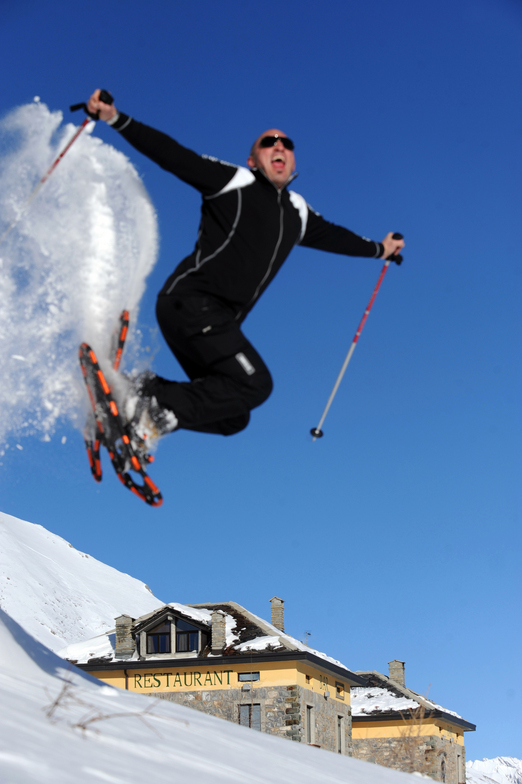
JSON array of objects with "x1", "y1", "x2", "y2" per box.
[{"x1": 0, "y1": 100, "x2": 159, "y2": 444}]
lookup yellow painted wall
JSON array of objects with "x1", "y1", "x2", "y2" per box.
[
  {"x1": 86, "y1": 660, "x2": 350, "y2": 704},
  {"x1": 295, "y1": 661, "x2": 350, "y2": 704},
  {"x1": 352, "y1": 719, "x2": 464, "y2": 745}
]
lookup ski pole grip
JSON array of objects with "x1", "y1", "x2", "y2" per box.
[
  {"x1": 387, "y1": 232, "x2": 404, "y2": 264},
  {"x1": 98, "y1": 90, "x2": 113, "y2": 106},
  {"x1": 69, "y1": 90, "x2": 114, "y2": 120}
]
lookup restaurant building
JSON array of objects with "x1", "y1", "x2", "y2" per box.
[
  {"x1": 63, "y1": 597, "x2": 363, "y2": 755},
  {"x1": 62, "y1": 599, "x2": 475, "y2": 780}
]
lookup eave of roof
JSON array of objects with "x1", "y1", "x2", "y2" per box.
[
  {"x1": 77, "y1": 649, "x2": 366, "y2": 685},
  {"x1": 351, "y1": 711, "x2": 476, "y2": 732}
]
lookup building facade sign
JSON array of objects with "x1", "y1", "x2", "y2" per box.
[{"x1": 133, "y1": 669, "x2": 234, "y2": 690}]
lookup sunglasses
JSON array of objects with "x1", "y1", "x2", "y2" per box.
[{"x1": 258, "y1": 135, "x2": 295, "y2": 151}]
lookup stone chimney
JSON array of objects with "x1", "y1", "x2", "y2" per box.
[
  {"x1": 211, "y1": 610, "x2": 226, "y2": 654},
  {"x1": 270, "y1": 596, "x2": 285, "y2": 632},
  {"x1": 388, "y1": 659, "x2": 405, "y2": 686},
  {"x1": 115, "y1": 614, "x2": 135, "y2": 659}
]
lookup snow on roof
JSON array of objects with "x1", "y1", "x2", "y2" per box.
[
  {"x1": 351, "y1": 686, "x2": 419, "y2": 716},
  {"x1": 59, "y1": 601, "x2": 214, "y2": 664},
  {"x1": 421, "y1": 697, "x2": 462, "y2": 720},
  {"x1": 135, "y1": 602, "x2": 240, "y2": 650},
  {"x1": 230, "y1": 603, "x2": 354, "y2": 672},
  {"x1": 61, "y1": 600, "x2": 356, "y2": 674},
  {"x1": 279, "y1": 634, "x2": 350, "y2": 671},
  {"x1": 235, "y1": 635, "x2": 284, "y2": 653},
  {"x1": 59, "y1": 632, "x2": 117, "y2": 665},
  {"x1": 352, "y1": 673, "x2": 464, "y2": 722},
  {"x1": 167, "y1": 603, "x2": 212, "y2": 626}
]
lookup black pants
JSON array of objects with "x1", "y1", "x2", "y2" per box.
[{"x1": 147, "y1": 293, "x2": 273, "y2": 435}]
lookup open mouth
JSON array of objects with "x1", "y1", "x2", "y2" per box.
[{"x1": 271, "y1": 154, "x2": 286, "y2": 171}]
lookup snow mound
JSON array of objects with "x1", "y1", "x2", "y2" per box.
[
  {"x1": 0, "y1": 510, "x2": 163, "y2": 651},
  {"x1": 0, "y1": 608, "x2": 431, "y2": 784},
  {"x1": 466, "y1": 758, "x2": 522, "y2": 784}
]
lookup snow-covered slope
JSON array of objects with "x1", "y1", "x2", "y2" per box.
[
  {"x1": 0, "y1": 608, "x2": 430, "y2": 784},
  {"x1": 0, "y1": 510, "x2": 163, "y2": 651},
  {"x1": 467, "y1": 758, "x2": 522, "y2": 784}
]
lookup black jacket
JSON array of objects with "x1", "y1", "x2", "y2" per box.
[{"x1": 111, "y1": 114, "x2": 384, "y2": 322}]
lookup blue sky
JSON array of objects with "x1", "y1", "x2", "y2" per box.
[{"x1": 1, "y1": 0, "x2": 521, "y2": 761}]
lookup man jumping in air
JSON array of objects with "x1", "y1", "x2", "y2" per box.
[{"x1": 87, "y1": 89, "x2": 404, "y2": 443}]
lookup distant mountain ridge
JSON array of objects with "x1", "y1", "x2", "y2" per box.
[
  {"x1": 0, "y1": 510, "x2": 164, "y2": 651},
  {"x1": 467, "y1": 758, "x2": 522, "y2": 784}
]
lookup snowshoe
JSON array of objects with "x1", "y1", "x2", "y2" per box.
[
  {"x1": 82, "y1": 310, "x2": 129, "y2": 484},
  {"x1": 79, "y1": 312, "x2": 163, "y2": 507}
]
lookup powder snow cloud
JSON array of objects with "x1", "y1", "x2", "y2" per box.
[{"x1": 0, "y1": 100, "x2": 158, "y2": 444}]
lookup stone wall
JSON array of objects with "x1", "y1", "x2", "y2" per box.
[
  {"x1": 291, "y1": 685, "x2": 353, "y2": 755},
  {"x1": 352, "y1": 736, "x2": 466, "y2": 783},
  {"x1": 154, "y1": 684, "x2": 352, "y2": 755},
  {"x1": 157, "y1": 685, "x2": 289, "y2": 735}
]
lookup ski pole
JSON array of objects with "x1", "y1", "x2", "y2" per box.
[
  {"x1": 0, "y1": 90, "x2": 113, "y2": 247},
  {"x1": 310, "y1": 233, "x2": 403, "y2": 441}
]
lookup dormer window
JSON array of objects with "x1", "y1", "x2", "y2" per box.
[
  {"x1": 147, "y1": 621, "x2": 171, "y2": 654},
  {"x1": 176, "y1": 619, "x2": 199, "y2": 652},
  {"x1": 140, "y1": 614, "x2": 207, "y2": 658}
]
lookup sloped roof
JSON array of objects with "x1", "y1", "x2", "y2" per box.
[
  {"x1": 192, "y1": 601, "x2": 349, "y2": 667},
  {"x1": 59, "y1": 600, "x2": 362, "y2": 683},
  {"x1": 352, "y1": 671, "x2": 475, "y2": 731}
]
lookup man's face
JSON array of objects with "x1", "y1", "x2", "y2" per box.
[{"x1": 247, "y1": 128, "x2": 296, "y2": 188}]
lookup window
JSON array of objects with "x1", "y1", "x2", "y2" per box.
[
  {"x1": 238, "y1": 704, "x2": 261, "y2": 731},
  {"x1": 305, "y1": 674, "x2": 311, "y2": 684},
  {"x1": 146, "y1": 621, "x2": 171, "y2": 654},
  {"x1": 337, "y1": 715, "x2": 345, "y2": 754},
  {"x1": 441, "y1": 759, "x2": 446, "y2": 783},
  {"x1": 176, "y1": 619, "x2": 199, "y2": 652},
  {"x1": 335, "y1": 681, "x2": 345, "y2": 700},
  {"x1": 306, "y1": 705, "x2": 314, "y2": 744},
  {"x1": 238, "y1": 672, "x2": 260, "y2": 682},
  {"x1": 143, "y1": 615, "x2": 204, "y2": 657}
]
